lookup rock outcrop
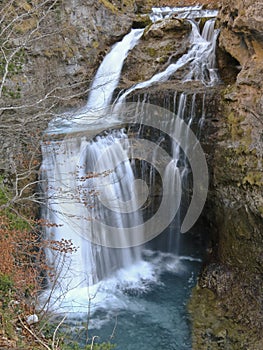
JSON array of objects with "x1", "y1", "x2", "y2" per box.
[
  {"x1": 119, "y1": 17, "x2": 191, "y2": 87},
  {"x1": 189, "y1": 0, "x2": 263, "y2": 349}
]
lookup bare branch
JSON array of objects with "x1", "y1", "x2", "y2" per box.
[{"x1": 18, "y1": 315, "x2": 52, "y2": 350}]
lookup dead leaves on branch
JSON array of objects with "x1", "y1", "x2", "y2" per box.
[{"x1": 0, "y1": 213, "x2": 79, "y2": 295}]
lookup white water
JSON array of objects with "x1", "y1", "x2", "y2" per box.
[
  {"x1": 184, "y1": 18, "x2": 219, "y2": 84},
  {"x1": 41, "y1": 130, "x2": 144, "y2": 298},
  {"x1": 116, "y1": 18, "x2": 219, "y2": 105},
  {"x1": 86, "y1": 29, "x2": 144, "y2": 112},
  {"x1": 150, "y1": 5, "x2": 218, "y2": 22},
  {"x1": 47, "y1": 28, "x2": 144, "y2": 133},
  {"x1": 41, "y1": 6, "x2": 218, "y2": 316}
]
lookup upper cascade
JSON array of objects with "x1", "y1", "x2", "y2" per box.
[
  {"x1": 46, "y1": 6, "x2": 219, "y2": 134},
  {"x1": 150, "y1": 6, "x2": 218, "y2": 22},
  {"x1": 117, "y1": 16, "x2": 219, "y2": 105},
  {"x1": 86, "y1": 28, "x2": 144, "y2": 112}
]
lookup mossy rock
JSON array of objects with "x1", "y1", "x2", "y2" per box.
[
  {"x1": 189, "y1": 276, "x2": 263, "y2": 349},
  {"x1": 133, "y1": 14, "x2": 152, "y2": 28},
  {"x1": 98, "y1": 0, "x2": 118, "y2": 13}
]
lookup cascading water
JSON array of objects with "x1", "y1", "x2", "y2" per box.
[
  {"x1": 86, "y1": 29, "x2": 144, "y2": 111},
  {"x1": 41, "y1": 6, "x2": 219, "y2": 349},
  {"x1": 116, "y1": 18, "x2": 219, "y2": 105}
]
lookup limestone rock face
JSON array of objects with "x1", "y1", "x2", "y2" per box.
[
  {"x1": 120, "y1": 17, "x2": 191, "y2": 88},
  {"x1": 0, "y1": 0, "x2": 133, "y2": 172},
  {"x1": 9, "y1": 0, "x2": 133, "y2": 109},
  {"x1": 189, "y1": 1, "x2": 263, "y2": 348},
  {"x1": 214, "y1": 0, "x2": 263, "y2": 271},
  {"x1": 219, "y1": 0, "x2": 263, "y2": 85}
]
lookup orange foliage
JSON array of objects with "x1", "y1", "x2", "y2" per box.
[
  {"x1": 0, "y1": 214, "x2": 41, "y2": 296},
  {"x1": 0, "y1": 214, "x2": 79, "y2": 296}
]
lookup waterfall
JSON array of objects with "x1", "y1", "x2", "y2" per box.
[
  {"x1": 86, "y1": 29, "x2": 144, "y2": 112},
  {"x1": 116, "y1": 18, "x2": 219, "y2": 104},
  {"x1": 41, "y1": 130, "x2": 143, "y2": 290},
  {"x1": 150, "y1": 5, "x2": 218, "y2": 22},
  {"x1": 41, "y1": 6, "x2": 218, "y2": 313}
]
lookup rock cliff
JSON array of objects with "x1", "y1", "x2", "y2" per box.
[
  {"x1": 0, "y1": 0, "x2": 134, "y2": 174},
  {"x1": 189, "y1": 0, "x2": 263, "y2": 349}
]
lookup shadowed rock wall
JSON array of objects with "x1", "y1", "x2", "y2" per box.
[{"x1": 189, "y1": 1, "x2": 263, "y2": 348}]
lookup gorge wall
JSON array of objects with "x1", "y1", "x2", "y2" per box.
[
  {"x1": 0, "y1": 0, "x2": 262, "y2": 349},
  {"x1": 189, "y1": 1, "x2": 263, "y2": 349}
]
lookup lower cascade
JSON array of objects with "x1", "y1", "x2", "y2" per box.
[{"x1": 40, "y1": 6, "x2": 219, "y2": 349}]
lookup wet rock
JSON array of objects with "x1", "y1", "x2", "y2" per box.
[
  {"x1": 198, "y1": 263, "x2": 234, "y2": 296},
  {"x1": 143, "y1": 18, "x2": 191, "y2": 39},
  {"x1": 132, "y1": 14, "x2": 152, "y2": 28},
  {"x1": 120, "y1": 18, "x2": 191, "y2": 87}
]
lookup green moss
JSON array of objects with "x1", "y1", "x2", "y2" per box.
[
  {"x1": 156, "y1": 56, "x2": 167, "y2": 63},
  {"x1": 227, "y1": 112, "x2": 245, "y2": 140},
  {"x1": 50, "y1": 328, "x2": 116, "y2": 350},
  {"x1": 258, "y1": 206, "x2": 263, "y2": 216},
  {"x1": 98, "y1": 0, "x2": 118, "y2": 13},
  {"x1": 133, "y1": 14, "x2": 151, "y2": 28},
  {"x1": 0, "y1": 309, "x2": 16, "y2": 340},
  {"x1": 189, "y1": 282, "x2": 263, "y2": 350},
  {"x1": 92, "y1": 41, "x2": 100, "y2": 49},
  {"x1": 146, "y1": 47, "x2": 158, "y2": 57},
  {"x1": 198, "y1": 17, "x2": 212, "y2": 32},
  {"x1": 216, "y1": 107, "x2": 261, "y2": 190},
  {"x1": 242, "y1": 171, "x2": 263, "y2": 186},
  {"x1": 0, "y1": 178, "x2": 31, "y2": 230},
  {"x1": 222, "y1": 84, "x2": 235, "y2": 97},
  {"x1": 0, "y1": 275, "x2": 18, "y2": 340},
  {"x1": 0, "y1": 186, "x2": 9, "y2": 206},
  {"x1": 0, "y1": 48, "x2": 25, "y2": 99},
  {"x1": 4, "y1": 210, "x2": 31, "y2": 230},
  {"x1": 0, "y1": 274, "x2": 16, "y2": 339},
  {"x1": 0, "y1": 273, "x2": 14, "y2": 295}
]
